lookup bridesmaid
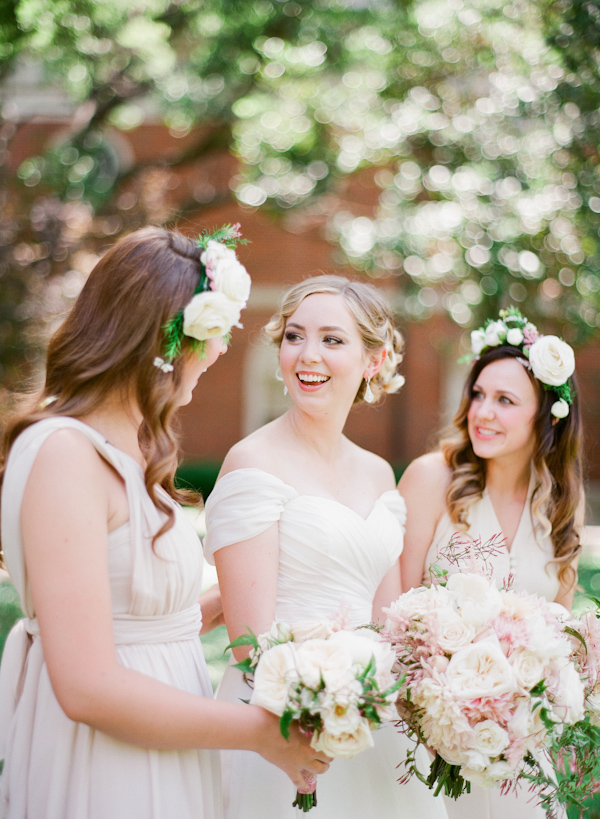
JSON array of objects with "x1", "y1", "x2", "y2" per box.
[
  {"x1": 399, "y1": 307, "x2": 583, "y2": 818},
  {"x1": 0, "y1": 226, "x2": 328, "y2": 819},
  {"x1": 204, "y1": 275, "x2": 449, "y2": 818}
]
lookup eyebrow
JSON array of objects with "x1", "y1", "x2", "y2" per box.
[
  {"x1": 473, "y1": 382, "x2": 521, "y2": 400},
  {"x1": 286, "y1": 322, "x2": 349, "y2": 333}
]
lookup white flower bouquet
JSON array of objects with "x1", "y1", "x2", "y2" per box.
[
  {"x1": 229, "y1": 618, "x2": 401, "y2": 812},
  {"x1": 383, "y1": 540, "x2": 597, "y2": 816}
]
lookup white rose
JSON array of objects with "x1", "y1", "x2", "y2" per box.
[
  {"x1": 461, "y1": 760, "x2": 515, "y2": 788},
  {"x1": 551, "y1": 660, "x2": 585, "y2": 724},
  {"x1": 471, "y1": 329, "x2": 486, "y2": 355},
  {"x1": 510, "y1": 649, "x2": 545, "y2": 693},
  {"x1": 471, "y1": 720, "x2": 510, "y2": 758},
  {"x1": 322, "y1": 702, "x2": 363, "y2": 737},
  {"x1": 551, "y1": 398, "x2": 570, "y2": 418},
  {"x1": 506, "y1": 327, "x2": 524, "y2": 346},
  {"x1": 446, "y1": 639, "x2": 516, "y2": 699},
  {"x1": 290, "y1": 619, "x2": 335, "y2": 643},
  {"x1": 294, "y1": 639, "x2": 353, "y2": 691},
  {"x1": 311, "y1": 718, "x2": 374, "y2": 759},
  {"x1": 484, "y1": 321, "x2": 506, "y2": 347},
  {"x1": 329, "y1": 630, "x2": 395, "y2": 676},
  {"x1": 446, "y1": 572, "x2": 502, "y2": 629},
  {"x1": 433, "y1": 608, "x2": 476, "y2": 654},
  {"x1": 528, "y1": 335, "x2": 575, "y2": 387},
  {"x1": 250, "y1": 643, "x2": 298, "y2": 716},
  {"x1": 183, "y1": 291, "x2": 242, "y2": 340},
  {"x1": 201, "y1": 240, "x2": 251, "y2": 304},
  {"x1": 412, "y1": 678, "x2": 472, "y2": 762}
]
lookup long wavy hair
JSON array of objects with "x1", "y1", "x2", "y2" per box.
[
  {"x1": 0, "y1": 226, "x2": 208, "y2": 552},
  {"x1": 441, "y1": 346, "x2": 583, "y2": 588},
  {"x1": 264, "y1": 275, "x2": 405, "y2": 403}
]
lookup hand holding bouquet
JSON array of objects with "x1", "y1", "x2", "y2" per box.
[{"x1": 229, "y1": 618, "x2": 401, "y2": 812}]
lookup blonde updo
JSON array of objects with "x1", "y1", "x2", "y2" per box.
[{"x1": 264, "y1": 275, "x2": 405, "y2": 404}]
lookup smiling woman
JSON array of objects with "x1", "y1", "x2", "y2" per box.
[
  {"x1": 201, "y1": 275, "x2": 450, "y2": 819},
  {"x1": 398, "y1": 309, "x2": 584, "y2": 819}
]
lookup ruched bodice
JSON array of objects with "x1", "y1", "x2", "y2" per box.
[
  {"x1": 204, "y1": 468, "x2": 447, "y2": 819},
  {"x1": 204, "y1": 468, "x2": 407, "y2": 627},
  {"x1": 0, "y1": 417, "x2": 221, "y2": 819}
]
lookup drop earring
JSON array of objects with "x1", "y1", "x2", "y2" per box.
[
  {"x1": 283, "y1": 384, "x2": 288, "y2": 396},
  {"x1": 364, "y1": 378, "x2": 374, "y2": 403}
]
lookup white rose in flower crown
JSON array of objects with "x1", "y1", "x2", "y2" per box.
[
  {"x1": 446, "y1": 638, "x2": 517, "y2": 699},
  {"x1": 471, "y1": 329, "x2": 486, "y2": 355},
  {"x1": 528, "y1": 335, "x2": 575, "y2": 387},
  {"x1": 311, "y1": 718, "x2": 374, "y2": 758},
  {"x1": 506, "y1": 327, "x2": 524, "y2": 346},
  {"x1": 183, "y1": 290, "x2": 242, "y2": 340},
  {"x1": 446, "y1": 572, "x2": 502, "y2": 629},
  {"x1": 294, "y1": 639, "x2": 353, "y2": 691},
  {"x1": 250, "y1": 643, "x2": 298, "y2": 716},
  {"x1": 551, "y1": 398, "x2": 570, "y2": 418},
  {"x1": 472, "y1": 720, "x2": 510, "y2": 759},
  {"x1": 201, "y1": 240, "x2": 251, "y2": 305},
  {"x1": 484, "y1": 320, "x2": 506, "y2": 347},
  {"x1": 290, "y1": 619, "x2": 336, "y2": 643}
]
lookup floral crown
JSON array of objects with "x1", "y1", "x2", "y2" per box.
[
  {"x1": 467, "y1": 306, "x2": 575, "y2": 419},
  {"x1": 154, "y1": 223, "x2": 251, "y2": 372}
]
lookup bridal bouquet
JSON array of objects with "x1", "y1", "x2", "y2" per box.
[
  {"x1": 384, "y1": 551, "x2": 591, "y2": 814},
  {"x1": 229, "y1": 617, "x2": 401, "y2": 812}
]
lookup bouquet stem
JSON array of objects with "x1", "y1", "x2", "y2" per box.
[
  {"x1": 427, "y1": 754, "x2": 471, "y2": 799},
  {"x1": 292, "y1": 770, "x2": 317, "y2": 812}
]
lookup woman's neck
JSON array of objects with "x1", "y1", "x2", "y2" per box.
[
  {"x1": 484, "y1": 456, "x2": 532, "y2": 499},
  {"x1": 283, "y1": 404, "x2": 348, "y2": 464},
  {"x1": 79, "y1": 394, "x2": 144, "y2": 466}
]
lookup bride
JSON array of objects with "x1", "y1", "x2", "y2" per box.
[{"x1": 204, "y1": 276, "x2": 449, "y2": 818}]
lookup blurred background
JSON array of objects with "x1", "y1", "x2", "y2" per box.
[{"x1": 3, "y1": 0, "x2": 600, "y2": 490}]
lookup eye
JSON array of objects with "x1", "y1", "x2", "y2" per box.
[
  {"x1": 284, "y1": 331, "x2": 302, "y2": 342},
  {"x1": 471, "y1": 389, "x2": 484, "y2": 400},
  {"x1": 499, "y1": 395, "x2": 514, "y2": 405},
  {"x1": 323, "y1": 336, "x2": 343, "y2": 345}
]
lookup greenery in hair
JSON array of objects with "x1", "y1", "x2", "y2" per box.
[{"x1": 161, "y1": 224, "x2": 246, "y2": 363}]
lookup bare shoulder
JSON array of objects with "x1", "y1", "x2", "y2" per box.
[
  {"x1": 219, "y1": 422, "x2": 280, "y2": 477},
  {"x1": 398, "y1": 452, "x2": 451, "y2": 500},
  {"x1": 349, "y1": 444, "x2": 396, "y2": 493},
  {"x1": 29, "y1": 428, "x2": 105, "y2": 480}
]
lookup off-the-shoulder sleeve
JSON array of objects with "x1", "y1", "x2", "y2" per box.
[
  {"x1": 379, "y1": 490, "x2": 407, "y2": 532},
  {"x1": 203, "y1": 468, "x2": 298, "y2": 564}
]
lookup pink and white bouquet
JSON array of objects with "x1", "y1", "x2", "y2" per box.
[
  {"x1": 384, "y1": 565, "x2": 587, "y2": 810},
  {"x1": 230, "y1": 617, "x2": 401, "y2": 812}
]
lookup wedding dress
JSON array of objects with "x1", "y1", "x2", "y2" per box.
[
  {"x1": 0, "y1": 417, "x2": 221, "y2": 819},
  {"x1": 204, "y1": 467, "x2": 449, "y2": 819},
  {"x1": 423, "y1": 477, "x2": 561, "y2": 819}
]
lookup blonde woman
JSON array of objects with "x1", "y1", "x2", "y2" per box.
[
  {"x1": 204, "y1": 276, "x2": 449, "y2": 819},
  {"x1": 399, "y1": 309, "x2": 583, "y2": 819},
  {"x1": 0, "y1": 227, "x2": 328, "y2": 819}
]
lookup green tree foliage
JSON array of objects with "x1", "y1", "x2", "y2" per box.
[{"x1": 2, "y1": 0, "x2": 600, "y2": 399}]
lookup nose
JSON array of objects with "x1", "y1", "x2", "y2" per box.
[
  {"x1": 475, "y1": 396, "x2": 495, "y2": 420},
  {"x1": 299, "y1": 337, "x2": 322, "y2": 364}
]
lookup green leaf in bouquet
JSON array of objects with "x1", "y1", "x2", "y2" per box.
[
  {"x1": 279, "y1": 709, "x2": 295, "y2": 742},
  {"x1": 226, "y1": 630, "x2": 260, "y2": 652},
  {"x1": 563, "y1": 625, "x2": 587, "y2": 650}
]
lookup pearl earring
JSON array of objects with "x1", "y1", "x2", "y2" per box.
[{"x1": 364, "y1": 378, "x2": 374, "y2": 403}]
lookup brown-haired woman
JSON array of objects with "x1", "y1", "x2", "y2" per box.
[
  {"x1": 399, "y1": 311, "x2": 582, "y2": 819},
  {"x1": 0, "y1": 226, "x2": 328, "y2": 819}
]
